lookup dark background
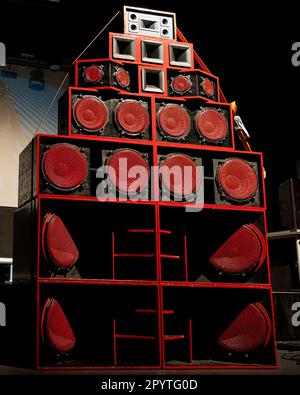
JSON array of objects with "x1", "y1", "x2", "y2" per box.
[{"x1": 0, "y1": 0, "x2": 299, "y2": 230}]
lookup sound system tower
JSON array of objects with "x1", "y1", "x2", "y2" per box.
[{"x1": 11, "y1": 6, "x2": 277, "y2": 369}]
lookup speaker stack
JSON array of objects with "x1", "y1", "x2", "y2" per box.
[{"x1": 11, "y1": 5, "x2": 277, "y2": 370}]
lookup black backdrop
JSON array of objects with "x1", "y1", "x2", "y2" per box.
[{"x1": 0, "y1": 0, "x2": 299, "y2": 230}]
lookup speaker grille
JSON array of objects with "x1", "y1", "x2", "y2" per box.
[
  {"x1": 209, "y1": 224, "x2": 265, "y2": 274},
  {"x1": 114, "y1": 100, "x2": 149, "y2": 136},
  {"x1": 106, "y1": 149, "x2": 149, "y2": 194},
  {"x1": 42, "y1": 298, "x2": 76, "y2": 353},
  {"x1": 82, "y1": 65, "x2": 104, "y2": 84},
  {"x1": 171, "y1": 75, "x2": 192, "y2": 94},
  {"x1": 160, "y1": 153, "x2": 200, "y2": 199},
  {"x1": 216, "y1": 158, "x2": 258, "y2": 203},
  {"x1": 42, "y1": 144, "x2": 88, "y2": 191},
  {"x1": 201, "y1": 78, "x2": 214, "y2": 97},
  {"x1": 217, "y1": 303, "x2": 271, "y2": 353},
  {"x1": 195, "y1": 108, "x2": 228, "y2": 142},
  {"x1": 43, "y1": 214, "x2": 79, "y2": 271},
  {"x1": 158, "y1": 104, "x2": 191, "y2": 140},
  {"x1": 73, "y1": 96, "x2": 109, "y2": 132},
  {"x1": 114, "y1": 67, "x2": 130, "y2": 88}
]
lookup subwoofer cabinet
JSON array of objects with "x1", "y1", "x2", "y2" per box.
[{"x1": 11, "y1": 5, "x2": 277, "y2": 370}]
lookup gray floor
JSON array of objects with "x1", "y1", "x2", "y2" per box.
[{"x1": 0, "y1": 350, "x2": 299, "y2": 375}]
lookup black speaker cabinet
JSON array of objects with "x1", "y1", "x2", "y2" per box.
[
  {"x1": 72, "y1": 59, "x2": 138, "y2": 92},
  {"x1": 273, "y1": 291, "x2": 300, "y2": 341},
  {"x1": 268, "y1": 231, "x2": 300, "y2": 290},
  {"x1": 279, "y1": 178, "x2": 300, "y2": 229}
]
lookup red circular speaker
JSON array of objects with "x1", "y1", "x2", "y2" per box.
[
  {"x1": 158, "y1": 104, "x2": 191, "y2": 140},
  {"x1": 217, "y1": 303, "x2": 271, "y2": 353},
  {"x1": 73, "y1": 95, "x2": 108, "y2": 132},
  {"x1": 195, "y1": 108, "x2": 228, "y2": 142},
  {"x1": 42, "y1": 144, "x2": 88, "y2": 191},
  {"x1": 160, "y1": 153, "x2": 200, "y2": 199},
  {"x1": 209, "y1": 224, "x2": 266, "y2": 275},
  {"x1": 216, "y1": 158, "x2": 258, "y2": 203},
  {"x1": 201, "y1": 78, "x2": 214, "y2": 97},
  {"x1": 82, "y1": 65, "x2": 104, "y2": 84},
  {"x1": 114, "y1": 67, "x2": 130, "y2": 88},
  {"x1": 114, "y1": 100, "x2": 149, "y2": 136},
  {"x1": 170, "y1": 75, "x2": 192, "y2": 94},
  {"x1": 106, "y1": 149, "x2": 149, "y2": 194}
]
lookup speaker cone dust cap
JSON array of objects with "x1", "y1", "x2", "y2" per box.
[
  {"x1": 42, "y1": 213, "x2": 79, "y2": 270},
  {"x1": 83, "y1": 65, "x2": 104, "y2": 83},
  {"x1": 217, "y1": 303, "x2": 271, "y2": 353},
  {"x1": 158, "y1": 104, "x2": 191, "y2": 140},
  {"x1": 42, "y1": 298, "x2": 76, "y2": 353},
  {"x1": 106, "y1": 149, "x2": 149, "y2": 194},
  {"x1": 216, "y1": 158, "x2": 258, "y2": 202},
  {"x1": 160, "y1": 153, "x2": 200, "y2": 199},
  {"x1": 195, "y1": 108, "x2": 228, "y2": 142},
  {"x1": 42, "y1": 143, "x2": 88, "y2": 191},
  {"x1": 209, "y1": 224, "x2": 266, "y2": 274},
  {"x1": 114, "y1": 100, "x2": 149, "y2": 135},
  {"x1": 73, "y1": 95, "x2": 109, "y2": 132},
  {"x1": 171, "y1": 75, "x2": 192, "y2": 94}
]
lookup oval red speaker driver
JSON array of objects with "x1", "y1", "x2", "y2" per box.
[
  {"x1": 82, "y1": 65, "x2": 104, "y2": 84},
  {"x1": 158, "y1": 104, "x2": 191, "y2": 140},
  {"x1": 201, "y1": 77, "x2": 215, "y2": 98},
  {"x1": 114, "y1": 67, "x2": 130, "y2": 88},
  {"x1": 114, "y1": 99, "x2": 149, "y2": 136},
  {"x1": 42, "y1": 143, "x2": 88, "y2": 191},
  {"x1": 217, "y1": 303, "x2": 272, "y2": 354},
  {"x1": 42, "y1": 213, "x2": 79, "y2": 272},
  {"x1": 216, "y1": 158, "x2": 258, "y2": 203},
  {"x1": 106, "y1": 149, "x2": 149, "y2": 195},
  {"x1": 160, "y1": 153, "x2": 201, "y2": 200},
  {"x1": 209, "y1": 224, "x2": 266, "y2": 275},
  {"x1": 41, "y1": 298, "x2": 76, "y2": 354},
  {"x1": 195, "y1": 108, "x2": 228, "y2": 143},
  {"x1": 171, "y1": 75, "x2": 192, "y2": 95},
  {"x1": 73, "y1": 95, "x2": 109, "y2": 132}
]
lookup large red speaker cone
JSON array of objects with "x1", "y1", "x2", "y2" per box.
[
  {"x1": 42, "y1": 143, "x2": 88, "y2": 191},
  {"x1": 41, "y1": 298, "x2": 76, "y2": 353},
  {"x1": 160, "y1": 153, "x2": 200, "y2": 199},
  {"x1": 195, "y1": 108, "x2": 228, "y2": 142},
  {"x1": 114, "y1": 67, "x2": 130, "y2": 88},
  {"x1": 171, "y1": 75, "x2": 192, "y2": 94},
  {"x1": 209, "y1": 224, "x2": 266, "y2": 275},
  {"x1": 216, "y1": 158, "x2": 258, "y2": 203},
  {"x1": 73, "y1": 95, "x2": 109, "y2": 132},
  {"x1": 106, "y1": 149, "x2": 149, "y2": 194},
  {"x1": 218, "y1": 303, "x2": 271, "y2": 353},
  {"x1": 114, "y1": 100, "x2": 149, "y2": 136},
  {"x1": 158, "y1": 104, "x2": 191, "y2": 140},
  {"x1": 201, "y1": 78, "x2": 215, "y2": 97},
  {"x1": 42, "y1": 213, "x2": 79, "y2": 272},
  {"x1": 83, "y1": 65, "x2": 104, "y2": 84}
]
